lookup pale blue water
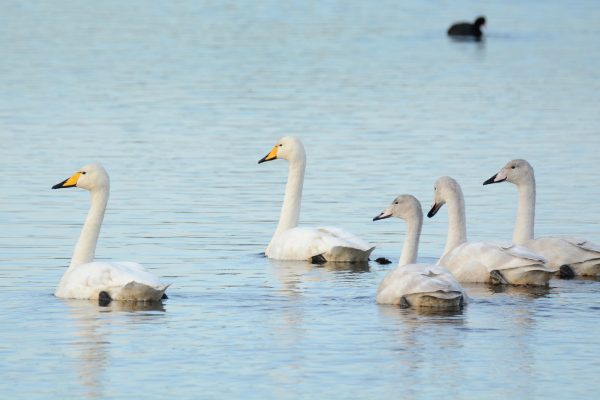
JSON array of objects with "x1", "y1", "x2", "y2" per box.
[{"x1": 1, "y1": 1, "x2": 600, "y2": 399}]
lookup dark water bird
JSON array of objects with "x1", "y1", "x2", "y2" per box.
[{"x1": 447, "y1": 16, "x2": 486, "y2": 40}]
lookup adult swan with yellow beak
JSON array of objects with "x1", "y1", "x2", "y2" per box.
[
  {"x1": 52, "y1": 163, "x2": 168, "y2": 305},
  {"x1": 258, "y1": 136, "x2": 374, "y2": 263}
]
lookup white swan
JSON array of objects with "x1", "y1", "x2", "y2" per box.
[
  {"x1": 373, "y1": 194, "x2": 466, "y2": 309},
  {"x1": 258, "y1": 136, "x2": 374, "y2": 262},
  {"x1": 484, "y1": 159, "x2": 600, "y2": 277},
  {"x1": 52, "y1": 163, "x2": 168, "y2": 303},
  {"x1": 428, "y1": 176, "x2": 555, "y2": 286}
]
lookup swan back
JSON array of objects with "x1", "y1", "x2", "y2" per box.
[
  {"x1": 376, "y1": 264, "x2": 465, "y2": 306},
  {"x1": 55, "y1": 261, "x2": 167, "y2": 301},
  {"x1": 266, "y1": 226, "x2": 374, "y2": 261},
  {"x1": 524, "y1": 237, "x2": 600, "y2": 275}
]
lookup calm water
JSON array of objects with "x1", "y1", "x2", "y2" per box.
[{"x1": 1, "y1": 0, "x2": 600, "y2": 398}]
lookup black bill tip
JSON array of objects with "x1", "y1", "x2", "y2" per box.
[
  {"x1": 427, "y1": 203, "x2": 443, "y2": 218},
  {"x1": 52, "y1": 178, "x2": 72, "y2": 189},
  {"x1": 373, "y1": 213, "x2": 391, "y2": 221},
  {"x1": 483, "y1": 174, "x2": 505, "y2": 185}
]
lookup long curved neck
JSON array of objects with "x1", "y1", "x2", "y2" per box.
[
  {"x1": 513, "y1": 177, "x2": 536, "y2": 244},
  {"x1": 399, "y1": 212, "x2": 422, "y2": 266},
  {"x1": 443, "y1": 189, "x2": 468, "y2": 256},
  {"x1": 274, "y1": 156, "x2": 305, "y2": 236},
  {"x1": 69, "y1": 186, "x2": 109, "y2": 269}
]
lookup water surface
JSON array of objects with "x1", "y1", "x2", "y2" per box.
[{"x1": 1, "y1": 1, "x2": 600, "y2": 399}]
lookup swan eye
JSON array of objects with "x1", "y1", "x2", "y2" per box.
[
  {"x1": 394, "y1": 201, "x2": 398, "y2": 205},
  {"x1": 279, "y1": 144, "x2": 282, "y2": 147},
  {"x1": 511, "y1": 166, "x2": 516, "y2": 169},
  {"x1": 81, "y1": 171, "x2": 87, "y2": 175}
]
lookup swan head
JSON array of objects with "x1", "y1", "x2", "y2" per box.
[
  {"x1": 52, "y1": 163, "x2": 110, "y2": 192},
  {"x1": 427, "y1": 176, "x2": 461, "y2": 218},
  {"x1": 373, "y1": 194, "x2": 422, "y2": 222},
  {"x1": 258, "y1": 136, "x2": 306, "y2": 164},
  {"x1": 483, "y1": 159, "x2": 534, "y2": 186}
]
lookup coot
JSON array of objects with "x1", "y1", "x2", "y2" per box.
[{"x1": 448, "y1": 16, "x2": 486, "y2": 39}]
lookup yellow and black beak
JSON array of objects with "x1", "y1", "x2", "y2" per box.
[
  {"x1": 258, "y1": 146, "x2": 278, "y2": 164},
  {"x1": 52, "y1": 172, "x2": 81, "y2": 189}
]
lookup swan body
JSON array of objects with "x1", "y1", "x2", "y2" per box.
[
  {"x1": 428, "y1": 176, "x2": 555, "y2": 286},
  {"x1": 484, "y1": 159, "x2": 600, "y2": 276},
  {"x1": 52, "y1": 164, "x2": 168, "y2": 302},
  {"x1": 259, "y1": 136, "x2": 374, "y2": 262},
  {"x1": 523, "y1": 237, "x2": 600, "y2": 276},
  {"x1": 373, "y1": 195, "x2": 466, "y2": 309},
  {"x1": 437, "y1": 242, "x2": 551, "y2": 285},
  {"x1": 266, "y1": 226, "x2": 373, "y2": 262},
  {"x1": 55, "y1": 261, "x2": 166, "y2": 301}
]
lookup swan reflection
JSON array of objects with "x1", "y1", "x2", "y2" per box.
[{"x1": 62, "y1": 299, "x2": 165, "y2": 399}]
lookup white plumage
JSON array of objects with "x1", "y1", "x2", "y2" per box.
[
  {"x1": 437, "y1": 242, "x2": 553, "y2": 285},
  {"x1": 266, "y1": 226, "x2": 374, "y2": 262},
  {"x1": 55, "y1": 261, "x2": 166, "y2": 301},
  {"x1": 259, "y1": 136, "x2": 374, "y2": 262},
  {"x1": 52, "y1": 163, "x2": 168, "y2": 302},
  {"x1": 429, "y1": 176, "x2": 555, "y2": 286},
  {"x1": 484, "y1": 159, "x2": 600, "y2": 277},
  {"x1": 374, "y1": 194, "x2": 466, "y2": 309}
]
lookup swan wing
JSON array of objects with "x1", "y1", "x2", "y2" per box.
[
  {"x1": 56, "y1": 261, "x2": 166, "y2": 300},
  {"x1": 316, "y1": 226, "x2": 373, "y2": 251},
  {"x1": 523, "y1": 237, "x2": 600, "y2": 268},
  {"x1": 499, "y1": 243, "x2": 548, "y2": 263},
  {"x1": 267, "y1": 226, "x2": 374, "y2": 261},
  {"x1": 439, "y1": 242, "x2": 553, "y2": 283},
  {"x1": 377, "y1": 263, "x2": 465, "y2": 305},
  {"x1": 562, "y1": 237, "x2": 600, "y2": 254}
]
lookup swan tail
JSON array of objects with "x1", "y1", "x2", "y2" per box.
[
  {"x1": 401, "y1": 291, "x2": 464, "y2": 310},
  {"x1": 493, "y1": 266, "x2": 553, "y2": 286},
  {"x1": 490, "y1": 270, "x2": 509, "y2": 285},
  {"x1": 568, "y1": 259, "x2": 600, "y2": 277},
  {"x1": 113, "y1": 282, "x2": 170, "y2": 302},
  {"x1": 322, "y1": 246, "x2": 375, "y2": 263}
]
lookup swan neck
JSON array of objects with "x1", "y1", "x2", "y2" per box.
[
  {"x1": 68, "y1": 186, "x2": 109, "y2": 269},
  {"x1": 513, "y1": 178, "x2": 536, "y2": 244},
  {"x1": 443, "y1": 189, "x2": 468, "y2": 256},
  {"x1": 399, "y1": 212, "x2": 422, "y2": 266},
  {"x1": 274, "y1": 156, "x2": 305, "y2": 236}
]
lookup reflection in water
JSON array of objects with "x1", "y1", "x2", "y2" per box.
[
  {"x1": 463, "y1": 283, "x2": 552, "y2": 300},
  {"x1": 320, "y1": 261, "x2": 370, "y2": 273},
  {"x1": 486, "y1": 283, "x2": 552, "y2": 299},
  {"x1": 378, "y1": 303, "x2": 465, "y2": 327},
  {"x1": 378, "y1": 304, "x2": 466, "y2": 396},
  {"x1": 99, "y1": 301, "x2": 166, "y2": 313},
  {"x1": 268, "y1": 259, "x2": 315, "y2": 298},
  {"x1": 62, "y1": 299, "x2": 165, "y2": 399},
  {"x1": 2, "y1": 0, "x2": 600, "y2": 397},
  {"x1": 267, "y1": 258, "x2": 370, "y2": 297},
  {"x1": 376, "y1": 282, "x2": 549, "y2": 396}
]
